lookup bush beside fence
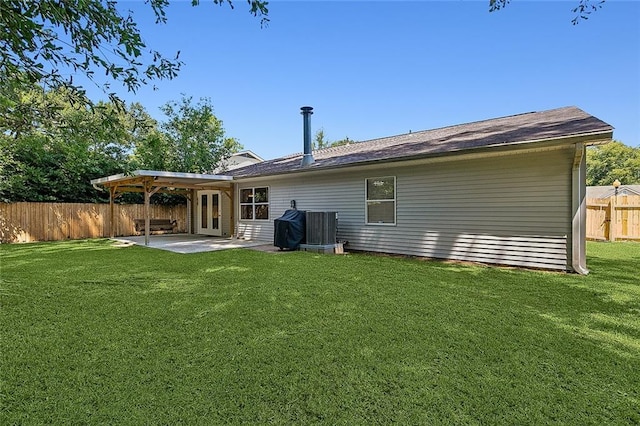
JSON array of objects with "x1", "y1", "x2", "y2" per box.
[{"x1": 1, "y1": 202, "x2": 187, "y2": 243}]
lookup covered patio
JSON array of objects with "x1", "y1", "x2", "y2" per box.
[{"x1": 90, "y1": 170, "x2": 235, "y2": 246}]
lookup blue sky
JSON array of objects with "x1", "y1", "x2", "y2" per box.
[{"x1": 86, "y1": 1, "x2": 640, "y2": 158}]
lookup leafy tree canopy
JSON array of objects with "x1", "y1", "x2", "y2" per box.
[
  {"x1": 0, "y1": 0, "x2": 268, "y2": 118},
  {"x1": 158, "y1": 95, "x2": 243, "y2": 174},
  {"x1": 0, "y1": 85, "x2": 137, "y2": 202},
  {"x1": 313, "y1": 128, "x2": 330, "y2": 150},
  {"x1": 586, "y1": 141, "x2": 640, "y2": 186},
  {"x1": 331, "y1": 137, "x2": 355, "y2": 148},
  {"x1": 0, "y1": 87, "x2": 242, "y2": 203},
  {"x1": 489, "y1": 0, "x2": 605, "y2": 24},
  {"x1": 313, "y1": 129, "x2": 356, "y2": 150}
]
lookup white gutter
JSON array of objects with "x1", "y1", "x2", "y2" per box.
[{"x1": 571, "y1": 142, "x2": 589, "y2": 275}]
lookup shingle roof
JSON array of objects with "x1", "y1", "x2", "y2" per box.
[
  {"x1": 228, "y1": 106, "x2": 613, "y2": 178},
  {"x1": 587, "y1": 185, "x2": 640, "y2": 199}
]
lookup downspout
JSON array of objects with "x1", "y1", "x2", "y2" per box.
[{"x1": 571, "y1": 142, "x2": 589, "y2": 275}]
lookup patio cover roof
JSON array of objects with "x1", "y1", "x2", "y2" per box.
[
  {"x1": 90, "y1": 170, "x2": 235, "y2": 246},
  {"x1": 90, "y1": 170, "x2": 233, "y2": 193}
]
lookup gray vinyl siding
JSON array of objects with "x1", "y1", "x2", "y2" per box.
[{"x1": 235, "y1": 148, "x2": 574, "y2": 271}]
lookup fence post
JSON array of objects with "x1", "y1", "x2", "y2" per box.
[{"x1": 609, "y1": 195, "x2": 616, "y2": 242}]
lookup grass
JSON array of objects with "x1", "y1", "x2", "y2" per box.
[{"x1": 1, "y1": 240, "x2": 639, "y2": 424}]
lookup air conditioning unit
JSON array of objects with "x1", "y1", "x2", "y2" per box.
[{"x1": 305, "y1": 211, "x2": 337, "y2": 245}]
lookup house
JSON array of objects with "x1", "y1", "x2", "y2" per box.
[
  {"x1": 586, "y1": 185, "x2": 640, "y2": 199},
  {"x1": 219, "y1": 150, "x2": 264, "y2": 172},
  {"x1": 91, "y1": 106, "x2": 613, "y2": 274},
  {"x1": 226, "y1": 106, "x2": 613, "y2": 273}
]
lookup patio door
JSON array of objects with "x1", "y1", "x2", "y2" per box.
[{"x1": 197, "y1": 190, "x2": 222, "y2": 236}]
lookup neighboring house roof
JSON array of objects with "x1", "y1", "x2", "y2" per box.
[
  {"x1": 230, "y1": 150, "x2": 264, "y2": 162},
  {"x1": 216, "y1": 150, "x2": 265, "y2": 173},
  {"x1": 225, "y1": 151, "x2": 263, "y2": 170},
  {"x1": 587, "y1": 185, "x2": 640, "y2": 199},
  {"x1": 228, "y1": 106, "x2": 613, "y2": 179}
]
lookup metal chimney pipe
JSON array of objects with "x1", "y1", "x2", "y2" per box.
[{"x1": 300, "y1": 106, "x2": 314, "y2": 167}]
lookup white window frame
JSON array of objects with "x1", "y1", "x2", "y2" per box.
[
  {"x1": 365, "y1": 176, "x2": 396, "y2": 226},
  {"x1": 239, "y1": 186, "x2": 270, "y2": 221}
]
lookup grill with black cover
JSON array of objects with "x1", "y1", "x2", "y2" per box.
[{"x1": 274, "y1": 209, "x2": 306, "y2": 250}]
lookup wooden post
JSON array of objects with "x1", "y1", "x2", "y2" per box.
[
  {"x1": 186, "y1": 191, "x2": 192, "y2": 234},
  {"x1": 109, "y1": 186, "x2": 116, "y2": 238},
  {"x1": 144, "y1": 180, "x2": 151, "y2": 246},
  {"x1": 609, "y1": 195, "x2": 617, "y2": 242},
  {"x1": 143, "y1": 180, "x2": 163, "y2": 245}
]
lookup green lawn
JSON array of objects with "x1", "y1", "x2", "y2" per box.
[{"x1": 1, "y1": 240, "x2": 638, "y2": 424}]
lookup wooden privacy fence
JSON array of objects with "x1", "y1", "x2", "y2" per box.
[
  {"x1": 586, "y1": 195, "x2": 640, "y2": 241},
  {"x1": 0, "y1": 202, "x2": 187, "y2": 243},
  {"x1": 4, "y1": 198, "x2": 638, "y2": 244}
]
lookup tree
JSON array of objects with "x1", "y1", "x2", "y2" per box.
[
  {"x1": 312, "y1": 130, "x2": 355, "y2": 150},
  {"x1": 0, "y1": 0, "x2": 269, "y2": 122},
  {"x1": 331, "y1": 137, "x2": 355, "y2": 147},
  {"x1": 130, "y1": 130, "x2": 172, "y2": 172},
  {"x1": 313, "y1": 129, "x2": 330, "y2": 150},
  {"x1": 0, "y1": 88, "x2": 244, "y2": 203},
  {"x1": 158, "y1": 95, "x2": 243, "y2": 173},
  {"x1": 586, "y1": 141, "x2": 640, "y2": 186},
  {"x1": 489, "y1": 0, "x2": 605, "y2": 24},
  {"x1": 0, "y1": 85, "x2": 144, "y2": 202},
  {"x1": 127, "y1": 104, "x2": 169, "y2": 171}
]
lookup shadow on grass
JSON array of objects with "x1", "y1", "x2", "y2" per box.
[
  {"x1": 528, "y1": 243, "x2": 640, "y2": 359},
  {"x1": 0, "y1": 238, "x2": 122, "y2": 258},
  {"x1": 359, "y1": 244, "x2": 640, "y2": 360},
  {"x1": 3, "y1": 240, "x2": 638, "y2": 359},
  {"x1": 1, "y1": 240, "x2": 639, "y2": 423}
]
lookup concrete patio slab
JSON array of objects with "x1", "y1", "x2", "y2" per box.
[{"x1": 112, "y1": 234, "x2": 274, "y2": 254}]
